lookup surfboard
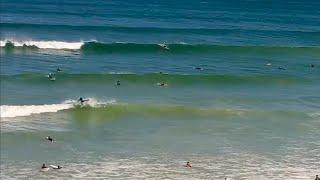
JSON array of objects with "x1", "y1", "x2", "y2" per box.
[{"x1": 50, "y1": 165, "x2": 61, "y2": 169}]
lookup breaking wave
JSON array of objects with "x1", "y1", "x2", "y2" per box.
[
  {"x1": 0, "y1": 98, "x2": 116, "y2": 118},
  {"x1": 1, "y1": 40, "x2": 319, "y2": 55}
]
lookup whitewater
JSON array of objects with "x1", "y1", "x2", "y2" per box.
[
  {"x1": 0, "y1": 98, "x2": 116, "y2": 118},
  {"x1": 0, "y1": 40, "x2": 84, "y2": 50}
]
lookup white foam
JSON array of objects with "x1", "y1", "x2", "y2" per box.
[
  {"x1": 0, "y1": 104, "x2": 73, "y2": 118},
  {"x1": 0, "y1": 98, "x2": 116, "y2": 118},
  {"x1": 62, "y1": 97, "x2": 116, "y2": 107},
  {"x1": 308, "y1": 112, "x2": 320, "y2": 119},
  {"x1": 0, "y1": 40, "x2": 84, "y2": 50}
]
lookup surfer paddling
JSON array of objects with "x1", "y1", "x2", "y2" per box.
[
  {"x1": 50, "y1": 165, "x2": 62, "y2": 169},
  {"x1": 194, "y1": 67, "x2": 204, "y2": 70}
]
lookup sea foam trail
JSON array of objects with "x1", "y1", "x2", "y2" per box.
[
  {"x1": 0, "y1": 98, "x2": 116, "y2": 118},
  {"x1": 0, "y1": 104, "x2": 73, "y2": 118},
  {"x1": 0, "y1": 40, "x2": 83, "y2": 50}
]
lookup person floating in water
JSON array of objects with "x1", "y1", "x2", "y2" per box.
[
  {"x1": 184, "y1": 161, "x2": 192, "y2": 168},
  {"x1": 56, "y1": 67, "x2": 62, "y2": 72},
  {"x1": 278, "y1": 66, "x2": 286, "y2": 70},
  {"x1": 311, "y1": 64, "x2": 315, "y2": 68},
  {"x1": 42, "y1": 164, "x2": 47, "y2": 169},
  {"x1": 116, "y1": 80, "x2": 121, "y2": 86},
  {"x1": 78, "y1": 97, "x2": 89, "y2": 105},
  {"x1": 46, "y1": 136, "x2": 54, "y2": 142},
  {"x1": 41, "y1": 164, "x2": 49, "y2": 171}
]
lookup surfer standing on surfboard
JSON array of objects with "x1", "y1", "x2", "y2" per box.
[
  {"x1": 47, "y1": 73, "x2": 56, "y2": 81},
  {"x1": 78, "y1": 97, "x2": 89, "y2": 105}
]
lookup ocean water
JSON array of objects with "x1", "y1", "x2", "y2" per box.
[{"x1": 1, "y1": 0, "x2": 320, "y2": 179}]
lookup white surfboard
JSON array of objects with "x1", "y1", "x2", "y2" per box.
[{"x1": 50, "y1": 165, "x2": 61, "y2": 169}]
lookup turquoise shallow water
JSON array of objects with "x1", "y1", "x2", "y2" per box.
[{"x1": 1, "y1": 0, "x2": 320, "y2": 179}]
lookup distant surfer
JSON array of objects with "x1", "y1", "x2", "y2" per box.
[
  {"x1": 116, "y1": 80, "x2": 121, "y2": 86},
  {"x1": 56, "y1": 67, "x2": 62, "y2": 72},
  {"x1": 47, "y1": 73, "x2": 56, "y2": 81},
  {"x1": 159, "y1": 72, "x2": 168, "y2": 75},
  {"x1": 315, "y1": 175, "x2": 320, "y2": 180},
  {"x1": 159, "y1": 43, "x2": 169, "y2": 50},
  {"x1": 78, "y1": 97, "x2": 89, "y2": 105},
  {"x1": 46, "y1": 136, "x2": 54, "y2": 142},
  {"x1": 194, "y1": 67, "x2": 203, "y2": 70},
  {"x1": 278, "y1": 66, "x2": 286, "y2": 70},
  {"x1": 311, "y1": 64, "x2": 315, "y2": 68},
  {"x1": 157, "y1": 82, "x2": 168, "y2": 87},
  {"x1": 184, "y1": 162, "x2": 192, "y2": 168},
  {"x1": 41, "y1": 164, "x2": 49, "y2": 172}
]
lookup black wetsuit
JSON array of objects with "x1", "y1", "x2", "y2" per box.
[
  {"x1": 47, "y1": 136, "x2": 53, "y2": 142},
  {"x1": 79, "y1": 98, "x2": 88, "y2": 105}
]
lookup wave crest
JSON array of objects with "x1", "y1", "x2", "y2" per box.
[
  {"x1": 1, "y1": 40, "x2": 319, "y2": 54},
  {"x1": 0, "y1": 40, "x2": 83, "y2": 50},
  {"x1": 0, "y1": 98, "x2": 116, "y2": 118}
]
